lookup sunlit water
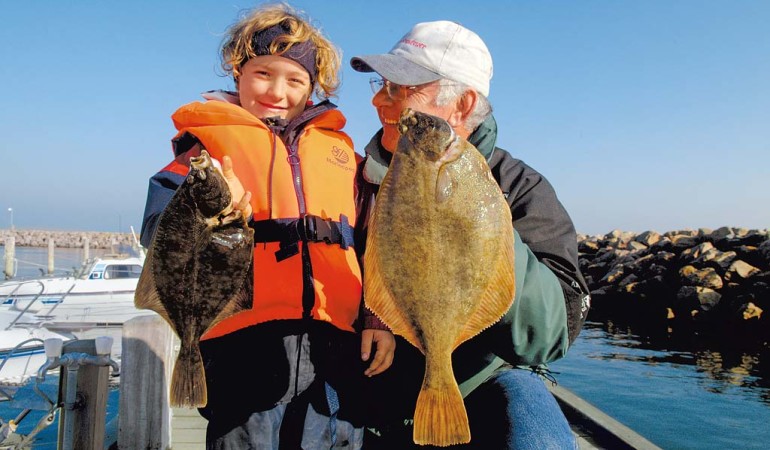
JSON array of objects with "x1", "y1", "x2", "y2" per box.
[
  {"x1": 3, "y1": 248, "x2": 769, "y2": 448},
  {"x1": 550, "y1": 321, "x2": 770, "y2": 449}
]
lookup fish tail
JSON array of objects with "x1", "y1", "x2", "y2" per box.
[
  {"x1": 169, "y1": 341, "x2": 207, "y2": 408},
  {"x1": 413, "y1": 381, "x2": 470, "y2": 446}
]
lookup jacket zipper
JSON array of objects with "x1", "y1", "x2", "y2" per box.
[{"x1": 286, "y1": 141, "x2": 306, "y2": 216}]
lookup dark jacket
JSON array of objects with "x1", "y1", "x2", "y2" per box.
[{"x1": 355, "y1": 115, "x2": 590, "y2": 399}]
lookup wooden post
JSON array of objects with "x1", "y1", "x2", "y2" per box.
[
  {"x1": 48, "y1": 238, "x2": 55, "y2": 275},
  {"x1": 83, "y1": 235, "x2": 90, "y2": 262},
  {"x1": 119, "y1": 315, "x2": 208, "y2": 449},
  {"x1": 57, "y1": 339, "x2": 112, "y2": 450},
  {"x1": 119, "y1": 315, "x2": 175, "y2": 449},
  {"x1": 4, "y1": 235, "x2": 14, "y2": 279}
]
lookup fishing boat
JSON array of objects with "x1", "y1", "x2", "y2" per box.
[
  {"x1": 0, "y1": 255, "x2": 152, "y2": 332},
  {"x1": 0, "y1": 254, "x2": 155, "y2": 388}
]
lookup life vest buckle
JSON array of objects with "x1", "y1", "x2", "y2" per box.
[
  {"x1": 251, "y1": 215, "x2": 355, "y2": 262},
  {"x1": 302, "y1": 215, "x2": 318, "y2": 242}
]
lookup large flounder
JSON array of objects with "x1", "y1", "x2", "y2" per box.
[
  {"x1": 135, "y1": 149, "x2": 254, "y2": 408},
  {"x1": 364, "y1": 109, "x2": 515, "y2": 446}
]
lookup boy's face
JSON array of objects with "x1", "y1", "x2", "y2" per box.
[{"x1": 237, "y1": 55, "x2": 312, "y2": 121}]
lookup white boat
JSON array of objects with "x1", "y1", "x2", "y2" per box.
[
  {"x1": 0, "y1": 254, "x2": 156, "y2": 385},
  {"x1": 0, "y1": 318, "x2": 74, "y2": 388},
  {"x1": 0, "y1": 255, "x2": 153, "y2": 332}
]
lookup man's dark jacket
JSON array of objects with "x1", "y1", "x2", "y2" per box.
[{"x1": 354, "y1": 115, "x2": 590, "y2": 401}]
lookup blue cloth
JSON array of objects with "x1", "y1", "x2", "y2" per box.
[
  {"x1": 326, "y1": 382, "x2": 340, "y2": 447},
  {"x1": 473, "y1": 369, "x2": 577, "y2": 450}
]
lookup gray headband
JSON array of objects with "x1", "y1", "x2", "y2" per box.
[{"x1": 249, "y1": 23, "x2": 317, "y2": 86}]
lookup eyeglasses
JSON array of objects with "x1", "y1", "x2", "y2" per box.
[
  {"x1": 369, "y1": 77, "x2": 419, "y2": 100},
  {"x1": 369, "y1": 77, "x2": 460, "y2": 101}
]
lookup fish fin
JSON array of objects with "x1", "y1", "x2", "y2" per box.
[
  {"x1": 232, "y1": 261, "x2": 255, "y2": 312},
  {"x1": 207, "y1": 274, "x2": 253, "y2": 331},
  {"x1": 455, "y1": 225, "x2": 516, "y2": 348},
  {"x1": 413, "y1": 377, "x2": 470, "y2": 445},
  {"x1": 169, "y1": 338, "x2": 207, "y2": 408},
  {"x1": 435, "y1": 166, "x2": 454, "y2": 204},
  {"x1": 206, "y1": 280, "x2": 253, "y2": 331},
  {"x1": 364, "y1": 239, "x2": 424, "y2": 353},
  {"x1": 134, "y1": 245, "x2": 172, "y2": 324}
]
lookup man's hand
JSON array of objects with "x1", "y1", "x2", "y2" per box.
[
  {"x1": 222, "y1": 155, "x2": 253, "y2": 218},
  {"x1": 361, "y1": 329, "x2": 396, "y2": 376}
]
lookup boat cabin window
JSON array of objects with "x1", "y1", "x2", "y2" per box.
[{"x1": 103, "y1": 264, "x2": 143, "y2": 279}]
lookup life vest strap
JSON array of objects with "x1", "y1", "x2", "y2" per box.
[{"x1": 251, "y1": 215, "x2": 354, "y2": 262}]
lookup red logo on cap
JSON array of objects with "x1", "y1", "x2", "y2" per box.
[{"x1": 400, "y1": 39, "x2": 426, "y2": 49}]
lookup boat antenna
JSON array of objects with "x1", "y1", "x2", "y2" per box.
[{"x1": 130, "y1": 226, "x2": 146, "y2": 261}]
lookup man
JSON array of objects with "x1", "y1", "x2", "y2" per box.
[{"x1": 351, "y1": 21, "x2": 590, "y2": 449}]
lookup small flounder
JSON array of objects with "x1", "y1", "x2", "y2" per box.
[{"x1": 135, "y1": 149, "x2": 254, "y2": 408}]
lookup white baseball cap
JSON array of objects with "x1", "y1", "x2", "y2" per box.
[{"x1": 351, "y1": 21, "x2": 493, "y2": 97}]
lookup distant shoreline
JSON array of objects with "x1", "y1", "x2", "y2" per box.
[{"x1": 1, "y1": 228, "x2": 135, "y2": 249}]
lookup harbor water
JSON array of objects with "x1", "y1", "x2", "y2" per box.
[
  {"x1": 0, "y1": 246, "x2": 124, "y2": 448},
  {"x1": 2, "y1": 247, "x2": 769, "y2": 448},
  {"x1": 550, "y1": 320, "x2": 770, "y2": 449}
]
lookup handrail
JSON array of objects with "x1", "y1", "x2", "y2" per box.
[
  {"x1": 2, "y1": 280, "x2": 81, "y2": 332},
  {"x1": 32, "y1": 283, "x2": 77, "y2": 320},
  {"x1": 0, "y1": 337, "x2": 47, "y2": 401},
  {"x1": 2, "y1": 280, "x2": 47, "y2": 330}
]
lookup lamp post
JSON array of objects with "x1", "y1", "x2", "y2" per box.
[{"x1": 7, "y1": 208, "x2": 13, "y2": 231}]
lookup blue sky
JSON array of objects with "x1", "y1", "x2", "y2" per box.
[{"x1": 1, "y1": 0, "x2": 768, "y2": 236}]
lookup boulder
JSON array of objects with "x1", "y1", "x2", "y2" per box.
[
  {"x1": 741, "y1": 302, "x2": 763, "y2": 320},
  {"x1": 677, "y1": 286, "x2": 722, "y2": 312},
  {"x1": 634, "y1": 230, "x2": 662, "y2": 247},
  {"x1": 670, "y1": 234, "x2": 701, "y2": 251},
  {"x1": 679, "y1": 242, "x2": 715, "y2": 265},
  {"x1": 725, "y1": 260, "x2": 760, "y2": 282},
  {"x1": 759, "y1": 239, "x2": 770, "y2": 268},
  {"x1": 678, "y1": 265, "x2": 723, "y2": 290}
]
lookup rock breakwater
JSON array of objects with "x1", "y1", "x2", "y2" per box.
[
  {"x1": 1, "y1": 229, "x2": 135, "y2": 249},
  {"x1": 579, "y1": 226, "x2": 770, "y2": 341}
]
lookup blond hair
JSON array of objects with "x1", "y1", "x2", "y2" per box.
[{"x1": 220, "y1": 3, "x2": 341, "y2": 99}]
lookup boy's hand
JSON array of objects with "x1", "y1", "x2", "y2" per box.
[
  {"x1": 222, "y1": 155, "x2": 253, "y2": 218},
  {"x1": 361, "y1": 329, "x2": 396, "y2": 376}
]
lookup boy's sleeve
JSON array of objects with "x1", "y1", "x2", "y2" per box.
[{"x1": 139, "y1": 170, "x2": 185, "y2": 248}]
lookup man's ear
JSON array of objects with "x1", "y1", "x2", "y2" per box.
[{"x1": 447, "y1": 89, "x2": 478, "y2": 134}]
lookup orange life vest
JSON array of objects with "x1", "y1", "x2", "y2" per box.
[{"x1": 166, "y1": 100, "x2": 362, "y2": 338}]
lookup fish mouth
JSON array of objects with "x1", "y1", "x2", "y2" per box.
[
  {"x1": 398, "y1": 108, "x2": 457, "y2": 157},
  {"x1": 190, "y1": 150, "x2": 213, "y2": 180},
  {"x1": 397, "y1": 108, "x2": 417, "y2": 136}
]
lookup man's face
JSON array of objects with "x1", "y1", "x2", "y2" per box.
[{"x1": 371, "y1": 79, "x2": 459, "y2": 153}]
